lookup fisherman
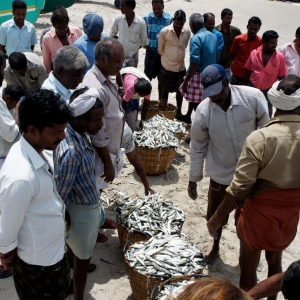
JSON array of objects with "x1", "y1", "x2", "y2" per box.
[{"x1": 207, "y1": 75, "x2": 300, "y2": 297}]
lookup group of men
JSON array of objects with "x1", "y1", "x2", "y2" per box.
[{"x1": 0, "y1": 0, "x2": 300, "y2": 300}]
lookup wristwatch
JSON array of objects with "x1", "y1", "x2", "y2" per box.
[{"x1": 118, "y1": 86, "x2": 124, "y2": 90}]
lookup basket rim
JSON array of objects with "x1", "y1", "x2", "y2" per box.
[{"x1": 135, "y1": 142, "x2": 177, "y2": 150}]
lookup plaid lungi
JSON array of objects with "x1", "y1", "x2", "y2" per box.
[{"x1": 179, "y1": 72, "x2": 203, "y2": 103}]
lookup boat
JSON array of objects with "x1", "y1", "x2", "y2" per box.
[
  {"x1": 0, "y1": 0, "x2": 45, "y2": 25},
  {"x1": 42, "y1": 0, "x2": 78, "y2": 13}
]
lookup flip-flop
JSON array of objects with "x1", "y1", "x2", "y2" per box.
[
  {"x1": 97, "y1": 233, "x2": 108, "y2": 243},
  {"x1": 101, "y1": 219, "x2": 117, "y2": 229},
  {"x1": 0, "y1": 269, "x2": 12, "y2": 279}
]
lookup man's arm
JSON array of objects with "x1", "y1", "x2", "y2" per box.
[
  {"x1": 4, "y1": 69, "x2": 20, "y2": 86},
  {"x1": 230, "y1": 36, "x2": 239, "y2": 63},
  {"x1": 42, "y1": 36, "x2": 52, "y2": 75},
  {"x1": 110, "y1": 17, "x2": 119, "y2": 38},
  {"x1": 217, "y1": 32, "x2": 224, "y2": 52},
  {"x1": 94, "y1": 146, "x2": 115, "y2": 182},
  {"x1": 0, "y1": 26, "x2": 7, "y2": 54},
  {"x1": 140, "y1": 20, "x2": 148, "y2": 47},
  {"x1": 256, "y1": 90, "x2": 270, "y2": 126},
  {"x1": 157, "y1": 30, "x2": 165, "y2": 55},
  {"x1": 37, "y1": 64, "x2": 48, "y2": 87},
  {"x1": 0, "y1": 102, "x2": 20, "y2": 143},
  {"x1": 243, "y1": 69, "x2": 252, "y2": 85},
  {"x1": 31, "y1": 29, "x2": 37, "y2": 52},
  {"x1": 31, "y1": 45, "x2": 35, "y2": 52},
  {"x1": 181, "y1": 63, "x2": 199, "y2": 94},
  {"x1": 0, "y1": 45, "x2": 6, "y2": 54}
]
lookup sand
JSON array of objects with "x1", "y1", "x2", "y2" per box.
[{"x1": 1, "y1": 0, "x2": 300, "y2": 299}]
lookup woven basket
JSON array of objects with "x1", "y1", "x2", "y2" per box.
[
  {"x1": 175, "y1": 131, "x2": 184, "y2": 141},
  {"x1": 135, "y1": 145, "x2": 176, "y2": 176},
  {"x1": 146, "y1": 101, "x2": 177, "y2": 120}
]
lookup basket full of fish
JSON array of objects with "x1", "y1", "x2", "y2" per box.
[
  {"x1": 116, "y1": 193, "x2": 185, "y2": 248},
  {"x1": 133, "y1": 119, "x2": 178, "y2": 176},
  {"x1": 124, "y1": 234, "x2": 207, "y2": 300},
  {"x1": 145, "y1": 100, "x2": 178, "y2": 121}
]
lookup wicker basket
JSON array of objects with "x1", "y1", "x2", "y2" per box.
[
  {"x1": 135, "y1": 145, "x2": 176, "y2": 176},
  {"x1": 175, "y1": 131, "x2": 184, "y2": 141},
  {"x1": 145, "y1": 101, "x2": 177, "y2": 120}
]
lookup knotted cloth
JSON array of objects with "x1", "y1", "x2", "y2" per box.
[
  {"x1": 68, "y1": 88, "x2": 100, "y2": 117},
  {"x1": 268, "y1": 81, "x2": 300, "y2": 111}
]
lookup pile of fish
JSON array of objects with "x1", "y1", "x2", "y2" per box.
[
  {"x1": 156, "y1": 279, "x2": 195, "y2": 300},
  {"x1": 125, "y1": 234, "x2": 206, "y2": 277},
  {"x1": 117, "y1": 193, "x2": 185, "y2": 236}
]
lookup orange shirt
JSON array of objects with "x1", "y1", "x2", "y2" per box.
[
  {"x1": 42, "y1": 25, "x2": 82, "y2": 74},
  {"x1": 230, "y1": 33, "x2": 262, "y2": 78}
]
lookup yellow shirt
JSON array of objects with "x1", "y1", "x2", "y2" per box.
[{"x1": 226, "y1": 114, "x2": 300, "y2": 204}]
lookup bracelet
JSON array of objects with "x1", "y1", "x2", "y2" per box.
[{"x1": 118, "y1": 87, "x2": 124, "y2": 90}]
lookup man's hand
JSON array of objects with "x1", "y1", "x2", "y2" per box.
[
  {"x1": 138, "y1": 120, "x2": 143, "y2": 131},
  {"x1": 145, "y1": 187, "x2": 155, "y2": 196},
  {"x1": 188, "y1": 181, "x2": 197, "y2": 200},
  {"x1": 65, "y1": 211, "x2": 71, "y2": 232},
  {"x1": 181, "y1": 81, "x2": 188, "y2": 94},
  {"x1": 0, "y1": 249, "x2": 16, "y2": 270},
  {"x1": 101, "y1": 162, "x2": 115, "y2": 183},
  {"x1": 118, "y1": 88, "x2": 125, "y2": 97},
  {"x1": 207, "y1": 212, "x2": 223, "y2": 240}
]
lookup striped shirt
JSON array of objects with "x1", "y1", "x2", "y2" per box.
[{"x1": 54, "y1": 124, "x2": 99, "y2": 205}]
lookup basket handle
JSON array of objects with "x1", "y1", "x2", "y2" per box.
[
  {"x1": 123, "y1": 240, "x2": 131, "y2": 253},
  {"x1": 194, "y1": 273, "x2": 209, "y2": 278},
  {"x1": 149, "y1": 283, "x2": 159, "y2": 300}
]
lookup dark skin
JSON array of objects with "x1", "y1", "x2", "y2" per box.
[
  {"x1": 294, "y1": 33, "x2": 300, "y2": 56},
  {"x1": 12, "y1": 66, "x2": 27, "y2": 78},
  {"x1": 52, "y1": 67, "x2": 86, "y2": 90},
  {"x1": 88, "y1": 30, "x2": 102, "y2": 43},
  {"x1": 204, "y1": 15, "x2": 215, "y2": 32},
  {"x1": 0, "y1": 122, "x2": 68, "y2": 271},
  {"x1": 120, "y1": 0, "x2": 135, "y2": 28},
  {"x1": 243, "y1": 38, "x2": 285, "y2": 85},
  {"x1": 189, "y1": 79, "x2": 231, "y2": 262},
  {"x1": 68, "y1": 107, "x2": 104, "y2": 300},
  {"x1": 0, "y1": 60, "x2": 6, "y2": 86},
  {"x1": 54, "y1": 21, "x2": 70, "y2": 46},
  {"x1": 220, "y1": 13, "x2": 233, "y2": 33},
  {"x1": 94, "y1": 43, "x2": 125, "y2": 183}
]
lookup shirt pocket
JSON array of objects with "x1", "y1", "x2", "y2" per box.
[
  {"x1": 21, "y1": 29, "x2": 33, "y2": 48},
  {"x1": 129, "y1": 28, "x2": 140, "y2": 44},
  {"x1": 239, "y1": 118, "x2": 255, "y2": 137}
]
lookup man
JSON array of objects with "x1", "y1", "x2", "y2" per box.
[
  {"x1": 0, "y1": 88, "x2": 73, "y2": 299},
  {"x1": 215, "y1": 8, "x2": 242, "y2": 80},
  {"x1": 143, "y1": 0, "x2": 172, "y2": 97},
  {"x1": 55, "y1": 87, "x2": 104, "y2": 300},
  {"x1": 42, "y1": 46, "x2": 88, "y2": 101},
  {"x1": 188, "y1": 64, "x2": 269, "y2": 262},
  {"x1": 74, "y1": 13, "x2": 109, "y2": 73},
  {"x1": 4, "y1": 52, "x2": 47, "y2": 91},
  {"x1": 207, "y1": 75, "x2": 300, "y2": 298},
  {"x1": 203, "y1": 13, "x2": 224, "y2": 53},
  {"x1": 0, "y1": 85, "x2": 25, "y2": 169},
  {"x1": 178, "y1": 13, "x2": 218, "y2": 124},
  {"x1": 158, "y1": 10, "x2": 190, "y2": 116},
  {"x1": 230, "y1": 16, "x2": 262, "y2": 85},
  {"x1": 110, "y1": 0, "x2": 147, "y2": 67},
  {"x1": 279, "y1": 26, "x2": 300, "y2": 77},
  {"x1": 117, "y1": 67, "x2": 152, "y2": 131},
  {"x1": 244, "y1": 30, "x2": 287, "y2": 118},
  {"x1": 0, "y1": 0, "x2": 37, "y2": 55},
  {"x1": 42, "y1": 6, "x2": 82, "y2": 74}
]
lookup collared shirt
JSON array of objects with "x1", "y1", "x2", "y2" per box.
[
  {"x1": 54, "y1": 124, "x2": 99, "y2": 205},
  {"x1": 214, "y1": 24, "x2": 242, "y2": 69},
  {"x1": 245, "y1": 46, "x2": 287, "y2": 90},
  {"x1": 82, "y1": 64, "x2": 124, "y2": 155},
  {"x1": 279, "y1": 41, "x2": 300, "y2": 76},
  {"x1": 0, "y1": 19, "x2": 37, "y2": 56},
  {"x1": 226, "y1": 115, "x2": 300, "y2": 203},
  {"x1": 0, "y1": 136, "x2": 65, "y2": 266},
  {"x1": 0, "y1": 95, "x2": 20, "y2": 157},
  {"x1": 230, "y1": 33, "x2": 262, "y2": 78},
  {"x1": 73, "y1": 32, "x2": 109, "y2": 73},
  {"x1": 189, "y1": 28, "x2": 219, "y2": 73},
  {"x1": 42, "y1": 25, "x2": 82, "y2": 74},
  {"x1": 212, "y1": 28, "x2": 224, "y2": 52},
  {"x1": 42, "y1": 72, "x2": 73, "y2": 101},
  {"x1": 4, "y1": 52, "x2": 47, "y2": 91},
  {"x1": 158, "y1": 24, "x2": 191, "y2": 72},
  {"x1": 110, "y1": 14, "x2": 148, "y2": 58},
  {"x1": 143, "y1": 11, "x2": 172, "y2": 53},
  {"x1": 189, "y1": 85, "x2": 269, "y2": 185}
]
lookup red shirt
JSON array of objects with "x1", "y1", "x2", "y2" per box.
[
  {"x1": 245, "y1": 46, "x2": 287, "y2": 90},
  {"x1": 230, "y1": 33, "x2": 262, "y2": 78}
]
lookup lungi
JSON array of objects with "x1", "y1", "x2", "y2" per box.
[
  {"x1": 158, "y1": 66, "x2": 186, "y2": 93},
  {"x1": 179, "y1": 72, "x2": 203, "y2": 103},
  {"x1": 144, "y1": 50, "x2": 161, "y2": 80},
  {"x1": 236, "y1": 189, "x2": 300, "y2": 251}
]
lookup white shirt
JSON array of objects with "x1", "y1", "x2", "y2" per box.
[
  {"x1": 42, "y1": 72, "x2": 73, "y2": 101},
  {"x1": 189, "y1": 85, "x2": 270, "y2": 185},
  {"x1": 0, "y1": 91, "x2": 20, "y2": 158},
  {"x1": 278, "y1": 41, "x2": 300, "y2": 77},
  {"x1": 110, "y1": 14, "x2": 148, "y2": 58},
  {"x1": 0, "y1": 137, "x2": 66, "y2": 266}
]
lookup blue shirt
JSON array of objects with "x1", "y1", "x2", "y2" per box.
[
  {"x1": 0, "y1": 18, "x2": 37, "y2": 56},
  {"x1": 73, "y1": 33, "x2": 109, "y2": 73},
  {"x1": 54, "y1": 124, "x2": 100, "y2": 205},
  {"x1": 190, "y1": 28, "x2": 219, "y2": 73},
  {"x1": 143, "y1": 11, "x2": 172, "y2": 53},
  {"x1": 212, "y1": 29, "x2": 224, "y2": 52}
]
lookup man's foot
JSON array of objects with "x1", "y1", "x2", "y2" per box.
[
  {"x1": 176, "y1": 114, "x2": 192, "y2": 124},
  {"x1": 0, "y1": 269, "x2": 12, "y2": 279},
  {"x1": 207, "y1": 249, "x2": 220, "y2": 264},
  {"x1": 87, "y1": 263, "x2": 96, "y2": 273},
  {"x1": 175, "y1": 113, "x2": 183, "y2": 119},
  {"x1": 97, "y1": 233, "x2": 108, "y2": 243},
  {"x1": 101, "y1": 219, "x2": 117, "y2": 229}
]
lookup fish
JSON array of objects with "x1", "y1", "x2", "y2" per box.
[{"x1": 156, "y1": 279, "x2": 195, "y2": 300}]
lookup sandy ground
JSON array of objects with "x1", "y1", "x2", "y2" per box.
[{"x1": 1, "y1": 0, "x2": 300, "y2": 299}]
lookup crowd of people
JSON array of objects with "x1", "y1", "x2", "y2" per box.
[{"x1": 0, "y1": 0, "x2": 300, "y2": 299}]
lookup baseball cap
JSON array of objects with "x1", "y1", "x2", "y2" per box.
[
  {"x1": 83, "y1": 14, "x2": 104, "y2": 36},
  {"x1": 201, "y1": 64, "x2": 226, "y2": 99}
]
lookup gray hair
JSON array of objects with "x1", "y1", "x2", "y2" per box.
[
  {"x1": 53, "y1": 46, "x2": 89, "y2": 70},
  {"x1": 94, "y1": 37, "x2": 123, "y2": 64},
  {"x1": 190, "y1": 13, "x2": 204, "y2": 28}
]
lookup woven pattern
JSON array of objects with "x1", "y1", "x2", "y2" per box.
[
  {"x1": 175, "y1": 131, "x2": 184, "y2": 141},
  {"x1": 135, "y1": 145, "x2": 176, "y2": 176},
  {"x1": 145, "y1": 101, "x2": 177, "y2": 120}
]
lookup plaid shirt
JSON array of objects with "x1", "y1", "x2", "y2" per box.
[
  {"x1": 143, "y1": 11, "x2": 172, "y2": 53},
  {"x1": 54, "y1": 124, "x2": 100, "y2": 205}
]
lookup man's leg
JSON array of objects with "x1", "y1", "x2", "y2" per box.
[
  {"x1": 265, "y1": 250, "x2": 283, "y2": 300},
  {"x1": 73, "y1": 255, "x2": 90, "y2": 300},
  {"x1": 176, "y1": 90, "x2": 183, "y2": 116},
  {"x1": 239, "y1": 239, "x2": 261, "y2": 291},
  {"x1": 161, "y1": 89, "x2": 169, "y2": 102},
  {"x1": 158, "y1": 81, "x2": 163, "y2": 100}
]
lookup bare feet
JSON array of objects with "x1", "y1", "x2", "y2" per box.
[{"x1": 207, "y1": 248, "x2": 220, "y2": 264}]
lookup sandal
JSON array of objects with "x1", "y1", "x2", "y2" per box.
[
  {"x1": 101, "y1": 219, "x2": 117, "y2": 229},
  {"x1": 97, "y1": 233, "x2": 108, "y2": 243},
  {"x1": 0, "y1": 269, "x2": 12, "y2": 279}
]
